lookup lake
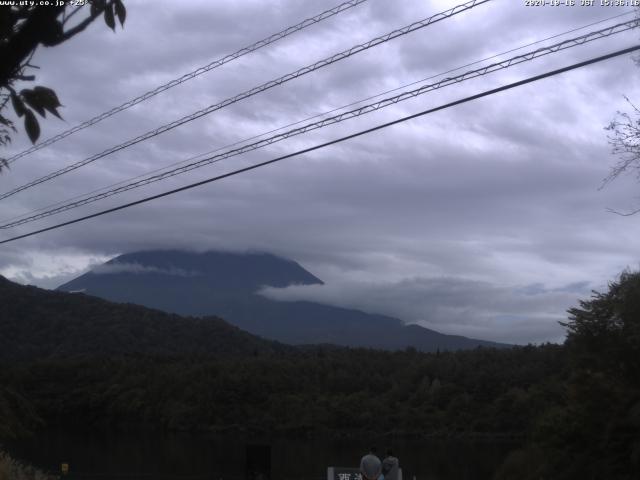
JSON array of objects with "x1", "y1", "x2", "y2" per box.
[{"x1": 4, "y1": 430, "x2": 518, "y2": 480}]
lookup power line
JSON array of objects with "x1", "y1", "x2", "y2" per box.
[
  {"x1": 3, "y1": 18, "x2": 634, "y2": 228},
  {"x1": 1, "y1": 44, "x2": 637, "y2": 246},
  {"x1": 2, "y1": 19, "x2": 636, "y2": 230},
  {"x1": 4, "y1": 10, "x2": 632, "y2": 227},
  {"x1": 0, "y1": 0, "x2": 490, "y2": 201},
  {"x1": 4, "y1": 0, "x2": 371, "y2": 165}
]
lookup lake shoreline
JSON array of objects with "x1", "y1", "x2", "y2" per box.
[{"x1": 3, "y1": 429, "x2": 521, "y2": 480}]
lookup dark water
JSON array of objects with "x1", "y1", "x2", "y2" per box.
[{"x1": 4, "y1": 430, "x2": 518, "y2": 480}]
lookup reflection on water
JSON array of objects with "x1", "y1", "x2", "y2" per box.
[{"x1": 4, "y1": 430, "x2": 518, "y2": 480}]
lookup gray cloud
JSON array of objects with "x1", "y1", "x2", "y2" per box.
[
  {"x1": 92, "y1": 262, "x2": 200, "y2": 277},
  {"x1": 260, "y1": 275, "x2": 588, "y2": 344}
]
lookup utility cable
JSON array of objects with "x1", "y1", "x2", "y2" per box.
[
  {"x1": 1, "y1": 19, "x2": 636, "y2": 229},
  {"x1": 0, "y1": 0, "x2": 490, "y2": 201},
  {"x1": 4, "y1": 0, "x2": 371, "y2": 164},
  {"x1": 1, "y1": 44, "x2": 637, "y2": 246},
  {"x1": 3, "y1": 9, "x2": 632, "y2": 227}
]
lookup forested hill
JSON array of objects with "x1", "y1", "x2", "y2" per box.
[
  {"x1": 1, "y1": 271, "x2": 639, "y2": 478},
  {"x1": 57, "y1": 250, "x2": 510, "y2": 351},
  {"x1": 0, "y1": 275, "x2": 288, "y2": 361}
]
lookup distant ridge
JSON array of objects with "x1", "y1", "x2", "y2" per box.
[
  {"x1": 0, "y1": 275, "x2": 287, "y2": 361},
  {"x1": 57, "y1": 250, "x2": 510, "y2": 351}
]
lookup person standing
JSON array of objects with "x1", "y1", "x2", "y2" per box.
[
  {"x1": 360, "y1": 447, "x2": 382, "y2": 480},
  {"x1": 381, "y1": 449, "x2": 400, "y2": 480}
]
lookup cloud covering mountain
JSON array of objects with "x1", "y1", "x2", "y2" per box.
[{"x1": 58, "y1": 250, "x2": 510, "y2": 350}]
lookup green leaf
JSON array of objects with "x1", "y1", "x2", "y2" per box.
[
  {"x1": 104, "y1": 3, "x2": 116, "y2": 31},
  {"x1": 19, "y1": 87, "x2": 64, "y2": 120},
  {"x1": 115, "y1": 0, "x2": 126, "y2": 27},
  {"x1": 11, "y1": 93, "x2": 25, "y2": 118},
  {"x1": 33, "y1": 86, "x2": 63, "y2": 119},
  {"x1": 24, "y1": 109, "x2": 40, "y2": 144},
  {"x1": 20, "y1": 89, "x2": 46, "y2": 117},
  {"x1": 33, "y1": 86, "x2": 61, "y2": 108}
]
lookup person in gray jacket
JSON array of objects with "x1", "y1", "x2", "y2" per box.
[
  {"x1": 360, "y1": 447, "x2": 382, "y2": 480},
  {"x1": 381, "y1": 449, "x2": 399, "y2": 480}
]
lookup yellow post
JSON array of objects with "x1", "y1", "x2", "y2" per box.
[{"x1": 61, "y1": 463, "x2": 69, "y2": 475}]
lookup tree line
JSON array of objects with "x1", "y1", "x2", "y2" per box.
[{"x1": 0, "y1": 271, "x2": 639, "y2": 478}]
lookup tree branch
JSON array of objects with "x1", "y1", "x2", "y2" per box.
[
  {"x1": 605, "y1": 206, "x2": 640, "y2": 216},
  {"x1": 62, "y1": 5, "x2": 84, "y2": 26},
  {"x1": 0, "y1": 6, "x2": 64, "y2": 88},
  {"x1": 53, "y1": 3, "x2": 110, "y2": 45}
]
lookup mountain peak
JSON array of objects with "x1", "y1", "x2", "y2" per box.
[
  {"x1": 57, "y1": 249, "x2": 324, "y2": 319},
  {"x1": 61, "y1": 249, "x2": 322, "y2": 293}
]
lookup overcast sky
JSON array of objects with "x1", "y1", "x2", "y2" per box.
[{"x1": 1, "y1": 0, "x2": 640, "y2": 344}]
